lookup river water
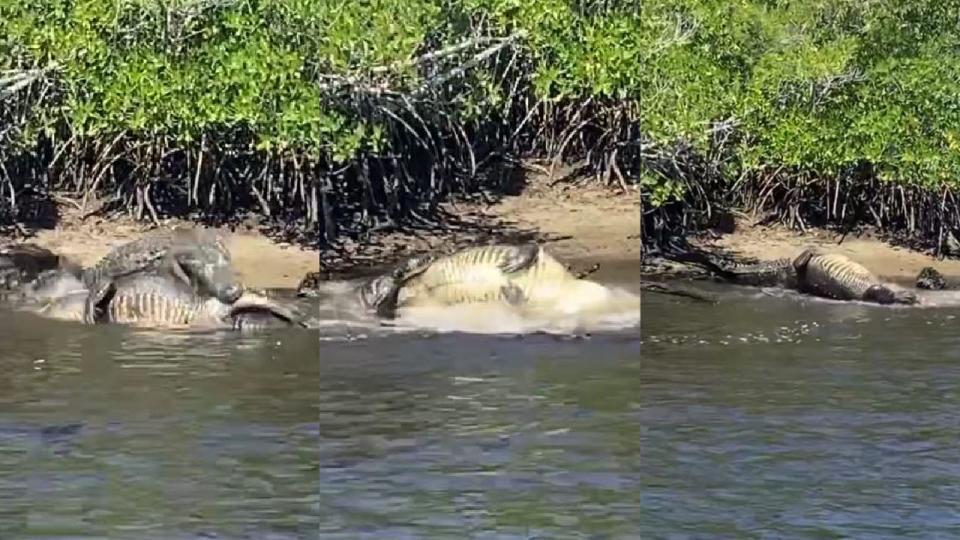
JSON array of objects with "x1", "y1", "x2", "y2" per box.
[
  {"x1": 642, "y1": 282, "x2": 960, "y2": 538},
  {"x1": 0, "y1": 265, "x2": 641, "y2": 539}
]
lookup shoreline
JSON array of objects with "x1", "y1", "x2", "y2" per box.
[
  {"x1": 651, "y1": 216, "x2": 960, "y2": 286},
  {"x1": 1, "y1": 171, "x2": 641, "y2": 290}
]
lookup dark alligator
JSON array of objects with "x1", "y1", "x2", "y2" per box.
[
  {"x1": 662, "y1": 247, "x2": 800, "y2": 288},
  {"x1": 82, "y1": 227, "x2": 244, "y2": 323}
]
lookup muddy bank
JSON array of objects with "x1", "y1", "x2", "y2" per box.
[{"x1": 2, "y1": 170, "x2": 640, "y2": 290}]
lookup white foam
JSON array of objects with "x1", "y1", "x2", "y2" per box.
[{"x1": 391, "y1": 281, "x2": 640, "y2": 335}]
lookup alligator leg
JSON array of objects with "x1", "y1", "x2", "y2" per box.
[{"x1": 84, "y1": 281, "x2": 116, "y2": 324}]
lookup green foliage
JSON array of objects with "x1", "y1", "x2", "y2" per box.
[
  {"x1": 0, "y1": 0, "x2": 641, "y2": 157},
  {"x1": 0, "y1": 0, "x2": 648, "y2": 239},
  {"x1": 640, "y1": 0, "x2": 960, "y2": 209}
]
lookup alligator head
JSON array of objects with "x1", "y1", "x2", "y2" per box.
[
  {"x1": 356, "y1": 253, "x2": 440, "y2": 318},
  {"x1": 863, "y1": 284, "x2": 919, "y2": 305},
  {"x1": 166, "y1": 235, "x2": 243, "y2": 304},
  {"x1": 223, "y1": 292, "x2": 309, "y2": 330}
]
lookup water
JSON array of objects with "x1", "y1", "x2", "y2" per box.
[
  {"x1": 0, "y1": 266, "x2": 642, "y2": 539},
  {"x1": 0, "y1": 310, "x2": 319, "y2": 540},
  {"x1": 642, "y1": 282, "x2": 960, "y2": 538}
]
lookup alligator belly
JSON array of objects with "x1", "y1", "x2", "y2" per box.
[
  {"x1": 803, "y1": 255, "x2": 877, "y2": 300},
  {"x1": 107, "y1": 293, "x2": 198, "y2": 328}
]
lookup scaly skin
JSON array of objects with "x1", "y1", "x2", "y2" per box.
[
  {"x1": 792, "y1": 248, "x2": 917, "y2": 305},
  {"x1": 82, "y1": 228, "x2": 243, "y2": 323},
  {"x1": 711, "y1": 258, "x2": 797, "y2": 288},
  {"x1": 668, "y1": 245, "x2": 916, "y2": 305},
  {"x1": 688, "y1": 251, "x2": 798, "y2": 288},
  {"x1": 655, "y1": 243, "x2": 799, "y2": 288},
  {"x1": 82, "y1": 227, "x2": 242, "y2": 306},
  {"x1": 359, "y1": 244, "x2": 612, "y2": 318},
  {"x1": 77, "y1": 271, "x2": 306, "y2": 329}
]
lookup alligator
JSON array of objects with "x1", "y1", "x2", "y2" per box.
[
  {"x1": 678, "y1": 246, "x2": 917, "y2": 305},
  {"x1": 792, "y1": 249, "x2": 917, "y2": 305},
  {"x1": 82, "y1": 227, "x2": 244, "y2": 323},
  {"x1": 32, "y1": 270, "x2": 306, "y2": 330},
  {"x1": 83, "y1": 227, "x2": 243, "y2": 304},
  {"x1": 664, "y1": 248, "x2": 800, "y2": 289},
  {"x1": 356, "y1": 244, "x2": 621, "y2": 318}
]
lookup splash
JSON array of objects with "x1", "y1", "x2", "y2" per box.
[{"x1": 390, "y1": 280, "x2": 641, "y2": 335}]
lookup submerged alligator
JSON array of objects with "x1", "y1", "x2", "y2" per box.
[
  {"x1": 676, "y1": 246, "x2": 918, "y2": 305},
  {"x1": 356, "y1": 243, "x2": 627, "y2": 318}
]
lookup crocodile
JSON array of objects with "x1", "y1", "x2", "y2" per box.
[
  {"x1": 82, "y1": 227, "x2": 244, "y2": 323},
  {"x1": 356, "y1": 244, "x2": 618, "y2": 318},
  {"x1": 664, "y1": 248, "x2": 800, "y2": 289}
]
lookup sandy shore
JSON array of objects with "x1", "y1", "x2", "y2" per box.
[
  {"x1": 0, "y1": 170, "x2": 641, "y2": 289},
  {"x1": 692, "y1": 217, "x2": 960, "y2": 284},
  {"x1": 3, "y1": 211, "x2": 320, "y2": 290}
]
